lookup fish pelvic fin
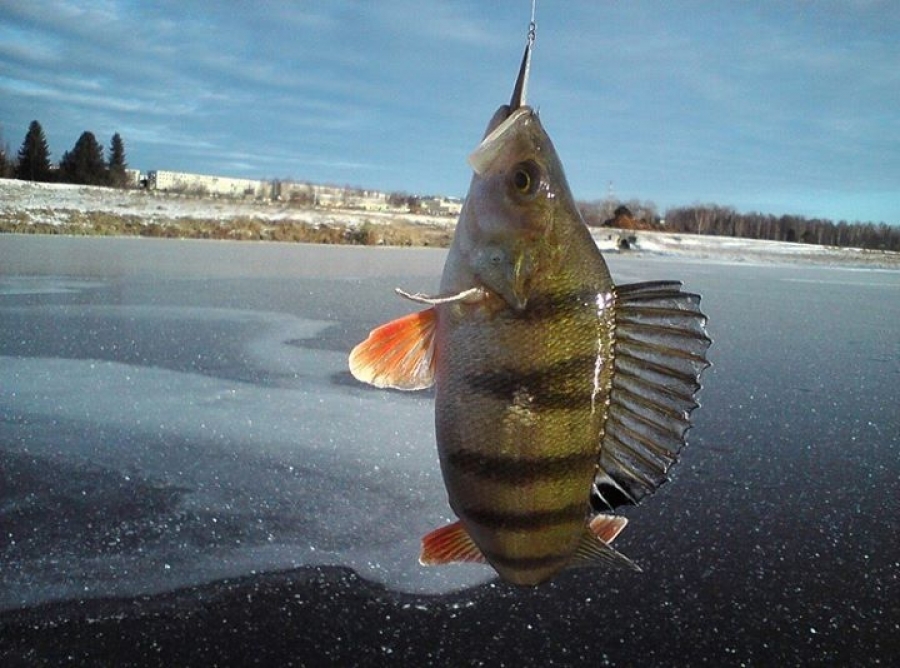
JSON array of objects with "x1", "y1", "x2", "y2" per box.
[
  {"x1": 588, "y1": 513, "x2": 629, "y2": 544},
  {"x1": 419, "y1": 520, "x2": 486, "y2": 566},
  {"x1": 571, "y1": 521, "x2": 642, "y2": 573},
  {"x1": 348, "y1": 308, "x2": 437, "y2": 390},
  {"x1": 593, "y1": 281, "x2": 712, "y2": 512}
]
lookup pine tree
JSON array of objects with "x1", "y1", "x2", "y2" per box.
[
  {"x1": 15, "y1": 120, "x2": 52, "y2": 182},
  {"x1": 59, "y1": 131, "x2": 107, "y2": 186},
  {"x1": 108, "y1": 132, "x2": 128, "y2": 187}
]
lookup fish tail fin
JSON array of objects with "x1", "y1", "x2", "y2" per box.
[
  {"x1": 572, "y1": 519, "x2": 642, "y2": 572},
  {"x1": 348, "y1": 308, "x2": 437, "y2": 390},
  {"x1": 419, "y1": 520, "x2": 486, "y2": 566},
  {"x1": 593, "y1": 281, "x2": 711, "y2": 511}
]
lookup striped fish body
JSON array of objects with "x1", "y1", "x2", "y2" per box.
[
  {"x1": 349, "y1": 102, "x2": 710, "y2": 586},
  {"x1": 435, "y1": 258, "x2": 616, "y2": 585}
]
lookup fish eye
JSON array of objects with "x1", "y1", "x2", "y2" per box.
[
  {"x1": 513, "y1": 169, "x2": 531, "y2": 192},
  {"x1": 510, "y1": 160, "x2": 541, "y2": 198}
]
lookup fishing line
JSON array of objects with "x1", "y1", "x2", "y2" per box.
[{"x1": 529, "y1": 0, "x2": 537, "y2": 46}]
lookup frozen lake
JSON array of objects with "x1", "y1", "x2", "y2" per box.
[{"x1": 1, "y1": 235, "x2": 898, "y2": 665}]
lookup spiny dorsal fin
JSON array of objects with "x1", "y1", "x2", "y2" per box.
[
  {"x1": 419, "y1": 520, "x2": 486, "y2": 566},
  {"x1": 348, "y1": 308, "x2": 437, "y2": 391},
  {"x1": 593, "y1": 281, "x2": 711, "y2": 511}
]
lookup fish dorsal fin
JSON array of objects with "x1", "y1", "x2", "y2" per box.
[
  {"x1": 348, "y1": 308, "x2": 437, "y2": 390},
  {"x1": 419, "y1": 520, "x2": 486, "y2": 566},
  {"x1": 593, "y1": 281, "x2": 712, "y2": 511},
  {"x1": 572, "y1": 524, "x2": 641, "y2": 572}
]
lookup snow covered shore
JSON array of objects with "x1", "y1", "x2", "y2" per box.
[
  {"x1": 0, "y1": 177, "x2": 451, "y2": 228},
  {"x1": 2, "y1": 178, "x2": 898, "y2": 268}
]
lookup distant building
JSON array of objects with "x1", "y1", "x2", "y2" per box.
[
  {"x1": 283, "y1": 183, "x2": 390, "y2": 211},
  {"x1": 275, "y1": 181, "x2": 315, "y2": 204},
  {"x1": 343, "y1": 189, "x2": 389, "y2": 211},
  {"x1": 124, "y1": 169, "x2": 142, "y2": 188},
  {"x1": 140, "y1": 168, "x2": 460, "y2": 216},
  {"x1": 420, "y1": 196, "x2": 463, "y2": 217},
  {"x1": 145, "y1": 170, "x2": 268, "y2": 198},
  {"x1": 311, "y1": 184, "x2": 345, "y2": 208}
]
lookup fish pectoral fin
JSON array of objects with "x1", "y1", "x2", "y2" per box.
[
  {"x1": 395, "y1": 286, "x2": 488, "y2": 306},
  {"x1": 593, "y1": 281, "x2": 712, "y2": 512},
  {"x1": 348, "y1": 308, "x2": 437, "y2": 390},
  {"x1": 588, "y1": 513, "x2": 629, "y2": 544},
  {"x1": 572, "y1": 526, "x2": 642, "y2": 572},
  {"x1": 419, "y1": 520, "x2": 487, "y2": 566}
]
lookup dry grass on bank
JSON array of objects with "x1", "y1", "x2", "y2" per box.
[{"x1": 0, "y1": 213, "x2": 456, "y2": 247}]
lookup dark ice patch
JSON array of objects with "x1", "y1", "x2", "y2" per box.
[{"x1": 0, "y1": 449, "x2": 190, "y2": 560}]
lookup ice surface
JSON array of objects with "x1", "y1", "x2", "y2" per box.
[
  {"x1": 1, "y1": 289, "x2": 492, "y2": 609},
  {"x1": 1, "y1": 237, "x2": 898, "y2": 667}
]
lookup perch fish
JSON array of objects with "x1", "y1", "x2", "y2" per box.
[{"x1": 349, "y1": 40, "x2": 711, "y2": 586}]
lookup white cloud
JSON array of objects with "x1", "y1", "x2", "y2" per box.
[{"x1": 1, "y1": 1, "x2": 897, "y2": 223}]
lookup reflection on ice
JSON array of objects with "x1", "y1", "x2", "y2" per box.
[
  {"x1": 0, "y1": 277, "x2": 109, "y2": 296},
  {"x1": 1, "y1": 299, "x2": 494, "y2": 611}
]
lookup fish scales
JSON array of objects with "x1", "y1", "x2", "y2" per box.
[
  {"x1": 430, "y1": 113, "x2": 619, "y2": 584},
  {"x1": 348, "y1": 38, "x2": 710, "y2": 586}
]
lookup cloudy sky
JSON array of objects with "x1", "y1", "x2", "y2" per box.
[{"x1": 1, "y1": 1, "x2": 898, "y2": 224}]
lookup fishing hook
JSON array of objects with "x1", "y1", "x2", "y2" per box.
[{"x1": 510, "y1": 0, "x2": 537, "y2": 109}]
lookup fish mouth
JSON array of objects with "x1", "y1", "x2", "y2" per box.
[
  {"x1": 476, "y1": 274, "x2": 528, "y2": 313},
  {"x1": 507, "y1": 292, "x2": 529, "y2": 312},
  {"x1": 498, "y1": 259, "x2": 531, "y2": 312},
  {"x1": 509, "y1": 258, "x2": 531, "y2": 311}
]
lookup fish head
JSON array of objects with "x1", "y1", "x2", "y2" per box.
[{"x1": 443, "y1": 104, "x2": 584, "y2": 312}]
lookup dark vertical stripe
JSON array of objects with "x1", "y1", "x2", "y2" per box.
[
  {"x1": 517, "y1": 290, "x2": 613, "y2": 322},
  {"x1": 462, "y1": 355, "x2": 601, "y2": 409},
  {"x1": 480, "y1": 550, "x2": 570, "y2": 571},
  {"x1": 447, "y1": 449, "x2": 597, "y2": 485},
  {"x1": 462, "y1": 502, "x2": 587, "y2": 531}
]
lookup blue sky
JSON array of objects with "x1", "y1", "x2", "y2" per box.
[{"x1": 1, "y1": 1, "x2": 898, "y2": 224}]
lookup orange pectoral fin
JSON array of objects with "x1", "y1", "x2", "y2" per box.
[
  {"x1": 420, "y1": 521, "x2": 486, "y2": 566},
  {"x1": 348, "y1": 308, "x2": 437, "y2": 390},
  {"x1": 588, "y1": 514, "x2": 629, "y2": 544}
]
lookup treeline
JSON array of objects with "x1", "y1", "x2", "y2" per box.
[
  {"x1": 663, "y1": 204, "x2": 900, "y2": 252},
  {"x1": 0, "y1": 120, "x2": 130, "y2": 188},
  {"x1": 578, "y1": 198, "x2": 899, "y2": 252}
]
